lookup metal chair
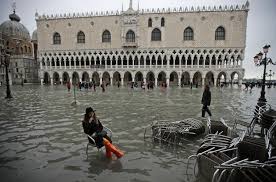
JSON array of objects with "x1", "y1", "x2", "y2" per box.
[{"x1": 85, "y1": 125, "x2": 112, "y2": 155}]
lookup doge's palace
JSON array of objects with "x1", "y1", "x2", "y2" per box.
[{"x1": 36, "y1": 0, "x2": 249, "y2": 87}]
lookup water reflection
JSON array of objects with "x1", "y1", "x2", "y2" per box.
[{"x1": 0, "y1": 85, "x2": 275, "y2": 182}]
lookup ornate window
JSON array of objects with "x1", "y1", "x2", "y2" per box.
[
  {"x1": 215, "y1": 26, "x2": 225, "y2": 40},
  {"x1": 161, "y1": 17, "x2": 165, "y2": 27},
  {"x1": 53, "y1": 32, "x2": 61, "y2": 44},
  {"x1": 151, "y1": 28, "x2": 161, "y2": 41},
  {"x1": 148, "y1": 18, "x2": 152, "y2": 27},
  {"x1": 184, "y1": 27, "x2": 194, "y2": 40},
  {"x1": 102, "y1": 30, "x2": 111, "y2": 42},
  {"x1": 126, "y1": 30, "x2": 135, "y2": 42},
  {"x1": 77, "y1": 31, "x2": 85, "y2": 43}
]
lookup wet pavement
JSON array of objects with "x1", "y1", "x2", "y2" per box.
[{"x1": 0, "y1": 85, "x2": 276, "y2": 182}]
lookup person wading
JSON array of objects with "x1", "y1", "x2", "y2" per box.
[{"x1": 201, "y1": 85, "x2": 212, "y2": 117}]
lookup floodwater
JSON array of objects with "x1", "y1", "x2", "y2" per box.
[{"x1": 0, "y1": 85, "x2": 275, "y2": 182}]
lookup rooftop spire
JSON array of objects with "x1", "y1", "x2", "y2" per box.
[
  {"x1": 129, "y1": 0, "x2": 133, "y2": 10},
  {"x1": 9, "y1": 1, "x2": 20, "y2": 22},
  {"x1": 12, "y1": 1, "x2": 16, "y2": 13}
]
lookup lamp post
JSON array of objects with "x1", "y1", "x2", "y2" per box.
[
  {"x1": 267, "y1": 69, "x2": 275, "y2": 88},
  {"x1": 253, "y1": 45, "x2": 276, "y2": 107},
  {"x1": 0, "y1": 47, "x2": 13, "y2": 98}
]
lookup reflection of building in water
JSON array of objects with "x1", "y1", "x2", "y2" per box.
[
  {"x1": 0, "y1": 4, "x2": 39, "y2": 85},
  {"x1": 36, "y1": 0, "x2": 249, "y2": 87}
]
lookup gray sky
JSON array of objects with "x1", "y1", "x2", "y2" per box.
[{"x1": 0, "y1": 0, "x2": 276, "y2": 79}]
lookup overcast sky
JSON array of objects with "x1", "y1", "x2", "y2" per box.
[{"x1": 0, "y1": 0, "x2": 275, "y2": 79}]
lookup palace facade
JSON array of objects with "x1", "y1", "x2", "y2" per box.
[{"x1": 36, "y1": 0, "x2": 249, "y2": 87}]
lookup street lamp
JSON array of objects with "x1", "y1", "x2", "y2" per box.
[
  {"x1": 0, "y1": 47, "x2": 13, "y2": 98},
  {"x1": 267, "y1": 69, "x2": 275, "y2": 88},
  {"x1": 253, "y1": 45, "x2": 276, "y2": 107}
]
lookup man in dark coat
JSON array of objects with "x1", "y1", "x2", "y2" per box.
[{"x1": 201, "y1": 85, "x2": 212, "y2": 117}]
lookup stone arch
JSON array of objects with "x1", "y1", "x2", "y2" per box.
[
  {"x1": 170, "y1": 71, "x2": 178, "y2": 86},
  {"x1": 53, "y1": 72, "x2": 60, "y2": 84},
  {"x1": 62, "y1": 72, "x2": 70, "y2": 84},
  {"x1": 152, "y1": 55, "x2": 156, "y2": 66},
  {"x1": 181, "y1": 71, "x2": 190, "y2": 86},
  {"x1": 92, "y1": 72, "x2": 100, "y2": 86},
  {"x1": 157, "y1": 71, "x2": 166, "y2": 85},
  {"x1": 123, "y1": 71, "x2": 132, "y2": 86},
  {"x1": 43, "y1": 72, "x2": 50, "y2": 84},
  {"x1": 193, "y1": 71, "x2": 202, "y2": 86},
  {"x1": 135, "y1": 71, "x2": 143, "y2": 84},
  {"x1": 140, "y1": 55, "x2": 144, "y2": 67},
  {"x1": 175, "y1": 55, "x2": 180, "y2": 66},
  {"x1": 113, "y1": 71, "x2": 121, "y2": 86},
  {"x1": 230, "y1": 71, "x2": 241, "y2": 84},
  {"x1": 72, "y1": 72, "x2": 80, "y2": 84},
  {"x1": 217, "y1": 71, "x2": 227, "y2": 86},
  {"x1": 102, "y1": 71, "x2": 110, "y2": 85},
  {"x1": 205, "y1": 71, "x2": 214, "y2": 86},
  {"x1": 157, "y1": 55, "x2": 162, "y2": 66},
  {"x1": 82, "y1": 71, "x2": 89, "y2": 82},
  {"x1": 146, "y1": 71, "x2": 155, "y2": 83}
]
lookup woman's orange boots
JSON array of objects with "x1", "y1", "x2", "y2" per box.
[{"x1": 103, "y1": 138, "x2": 124, "y2": 159}]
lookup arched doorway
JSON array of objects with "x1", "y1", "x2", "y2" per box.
[
  {"x1": 193, "y1": 72, "x2": 202, "y2": 86},
  {"x1": 157, "y1": 71, "x2": 166, "y2": 86},
  {"x1": 135, "y1": 71, "x2": 143, "y2": 84},
  {"x1": 62, "y1": 72, "x2": 70, "y2": 84},
  {"x1": 231, "y1": 72, "x2": 239, "y2": 85},
  {"x1": 53, "y1": 72, "x2": 60, "y2": 84},
  {"x1": 43, "y1": 72, "x2": 50, "y2": 84},
  {"x1": 205, "y1": 71, "x2": 214, "y2": 86},
  {"x1": 102, "y1": 72, "x2": 110, "y2": 86},
  {"x1": 217, "y1": 72, "x2": 227, "y2": 86},
  {"x1": 113, "y1": 72, "x2": 121, "y2": 86},
  {"x1": 82, "y1": 72, "x2": 89, "y2": 82},
  {"x1": 146, "y1": 71, "x2": 155, "y2": 83},
  {"x1": 72, "y1": 72, "x2": 79, "y2": 85},
  {"x1": 181, "y1": 72, "x2": 190, "y2": 86},
  {"x1": 170, "y1": 71, "x2": 178, "y2": 87},
  {"x1": 92, "y1": 72, "x2": 100, "y2": 86},
  {"x1": 123, "y1": 71, "x2": 132, "y2": 86}
]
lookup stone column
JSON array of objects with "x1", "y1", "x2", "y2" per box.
[
  {"x1": 155, "y1": 77, "x2": 158, "y2": 87},
  {"x1": 70, "y1": 78, "x2": 72, "y2": 84},
  {"x1": 50, "y1": 78, "x2": 53, "y2": 85},
  {"x1": 178, "y1": 77, "x2": 181, "y2": 87},
  {"x1": 40, "y1": 78, "x2": 43, "y2": 85},
  {"x1": 60, "y1": 78, "x2": 62, "y2": 84},
  {"x1": 79, "y1": 78, "x2": 82, "y2": 83},
  {"x1": 238, "y1": 79, "x2": 242, "y2": 87},
  {"x1": 166, "y1": 77, "x2": 170, "y2": 87},
  {"x1": 89, "y1": 78, "x2": 92, "y2": 82},
  {"x1": 202, "y1": 77, "x2": 205, "y2": 87},
  {"x1": 100, "y1": 76, "x2": 102, "y2": 85},
  {"x1": 214, "y1": 77, "x2": 217, "y2": 87},
  {"x1": 121, "y1": 78, "x2": 124, "y2": 86},
  {"x1": 143, "y1": 77, "x2": 146, "y2": 84},
  {"x1": 110, "y1": 77, "x2": 113, "y2": 86}
]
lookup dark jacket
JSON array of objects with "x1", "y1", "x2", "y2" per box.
[
  {"x1": 82, "y1": 119, "x2": 103, "y2": 136},
  {"x1": 201, "y1": 90, "x2": 211, "y2": 106}
]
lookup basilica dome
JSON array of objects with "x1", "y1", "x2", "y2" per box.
[{"x1": 0, "y1": 11, "x2": 30, "y2": 40}]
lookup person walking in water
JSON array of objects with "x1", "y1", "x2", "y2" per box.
[
  {"x1": 201, "y1": 85, "x2": 212, "y2": 117},
  {"x1": 67, "y1": 81, "x2": 71, "y2": 92},
  {"x1": 82, "y1": 107, "x2": 124, "y2": 159}
]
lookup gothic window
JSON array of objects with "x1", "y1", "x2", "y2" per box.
[
  {"x1": 215, "y1": 26, "x2": 225, "y2": 40},
  {"x1": 161, "y1": 17, "x2": 165, "y2": 27},
  {"x1": 126, "y1": 30, "x2": 135, "y2": 42},
  {"x1": 77, "y1": 31, "x2": 85, "y2": 43},
  {"x1": 102, "y1": 30, "x2": 111, "y2": 42},
  {"x1": 151, "y1": 28, "x2": 161, "y2": 41},
  {"x1": 184, "y1": 27, "x2": 194, "y2": 40},
  {"x1": 53, "y1": 32, "x2": 61, "y2": 44},
  {"x1": 148, "y1": 18, "x2": 152, "y2": 27}
]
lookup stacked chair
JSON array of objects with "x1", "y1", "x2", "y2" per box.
[{"x1": 186, "y1": 105, "x2": 276, "y2": 182}]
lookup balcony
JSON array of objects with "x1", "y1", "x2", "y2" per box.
[{"x1": 122, "y1": 42, "x2": 138, "y2": 48}]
